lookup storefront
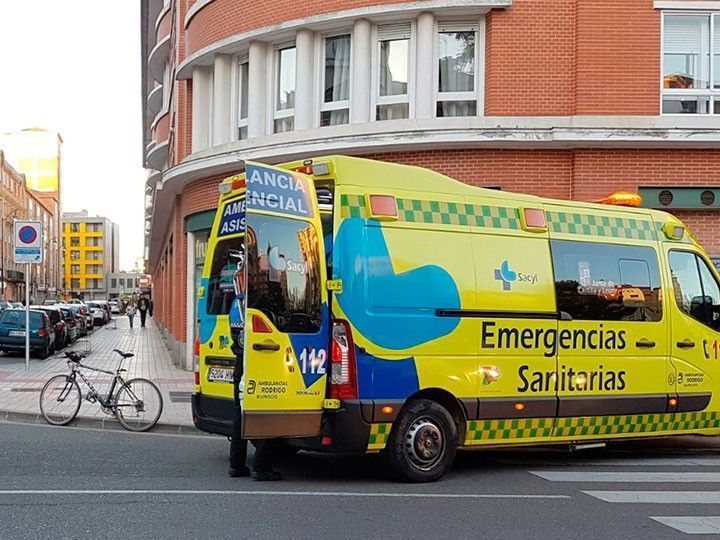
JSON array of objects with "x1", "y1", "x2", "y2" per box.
[{"x1": 184, "y1": 210, "x2": 213, "y2": 371}]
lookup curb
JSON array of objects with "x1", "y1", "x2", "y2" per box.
[{"x1": 0, "y1": 409, "x2": 207, "y2": 436}]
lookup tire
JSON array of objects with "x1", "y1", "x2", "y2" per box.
[
  {"x1": 114, "y1": 378, "x2": 164, "y2": 432},
  {"x1": 39, "y1": 375, "x2": 81, "y2": 426},
  {"x1": 384, "y1": 399, "x2": 458, "y2": 483}
]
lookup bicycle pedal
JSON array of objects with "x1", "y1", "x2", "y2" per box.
[{"x1": 85, "y1": 395, "x2": 96, "y2": 403}]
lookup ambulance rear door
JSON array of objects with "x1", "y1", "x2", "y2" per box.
[{"x1": 242, "y1": 161, "x2": 329, "y2": 438}]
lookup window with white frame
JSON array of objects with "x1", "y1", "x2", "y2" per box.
[
  {"x1": 376, "y1": 24, "x2": 411, "y2": 120},
  {"x1": 321, "y1": 34, "x2": 351, "y2": 126},
  {"x1": 237, "y1": 59, "x2": 249, "y2": 139},
  {"x1": 274, "y1": 45, "x2": 296, "y2": 133},
  {"x1": 662, "y1": 12, "x2": 720, "y2": 114},
  {"x1": 436, "y1": 22, "x2": 479, "y2": 117}
]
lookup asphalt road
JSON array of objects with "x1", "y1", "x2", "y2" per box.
[{"x1": 0, "y1": 420, "x2": 719, "y2": 539}]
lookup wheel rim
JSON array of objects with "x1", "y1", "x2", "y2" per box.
[
  {"x1": 41, "y1": 376, "x2": 80, "y2": 424},
  {"x1": 405, "y1": 416, "x2": 445, "y2": 471},
  {"x1": 115, "y1": 379, "x2": 162, "y2": 431}
]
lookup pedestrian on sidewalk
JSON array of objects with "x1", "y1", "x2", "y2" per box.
[
  {"x1": 138, "y1": 296, "x2": 149, "y2": 328},
  {"x1": 126, "y1": 301, "x2": 137, "y2": 329},
  {"x1": 227, "y1": 248, "x2": 282, "y2": 481}
]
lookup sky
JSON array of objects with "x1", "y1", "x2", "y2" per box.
[{"x1": 0, "y1": 1, "x2": 144, "y2": 271}]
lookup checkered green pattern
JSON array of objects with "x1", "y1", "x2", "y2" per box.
[
  {"x1": 340, "y1": 194, "x2": 520, "y2": 230},
  {"x1": 367, "y1": 423, "x2": 391, "y2": 451},
  {"x1": 466, "y1": 418, "x2": 554, "y2": 442},
  {"x1": 464, "y1": 411, "x2": 719, "y2": 444},
  {"x1": 546, "y1": 211, "x2": 658, "y2": 241},
  {"x1": 340, "y1": 194, "x2": 366, "y2": 218}
]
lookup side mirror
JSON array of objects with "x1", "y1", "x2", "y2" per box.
[{"x1": 197, "y1": 286, "x2": 205, "y2": 299}]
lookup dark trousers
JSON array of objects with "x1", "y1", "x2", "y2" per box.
[
  {"x1": 139, "y1": 310, "x2": 147, "y2": 327},
  {"x1": 128, "y1": 314, "x2": 134, "y2": 328},
  {"x1": 230, "y1": 361, "x2": 280, "y2": 472}
]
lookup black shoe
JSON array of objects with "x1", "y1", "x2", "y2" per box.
[
  {"x1": 251, "y1": 469, "x2": 283, "y2": 481},
  {"x1": 228, "y1": 467, "x2": 251, "y2": 478}
]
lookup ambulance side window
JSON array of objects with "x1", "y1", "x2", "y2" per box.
[
  {"x1": 669, "y1": 251, "x2": 720, "y2": 331},
  {"x1": 551, "y1": 240, "x2": 662, "y2": 322},
  {"x1": 207, "y1": 237, "x2": 243, "y2": 315}
]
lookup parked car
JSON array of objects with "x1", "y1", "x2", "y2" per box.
[
  {"x1": 98, "y1": 300, "x2": 112, "y2": 321},
  {"x1": 0, "y1": 301, "x2": 12, "y2": 312},
  {"x1": 56, "y1": 306, "x2": 78, "y2": 344},
  {"x1": 109, "y1": 300, "x2": 120, "y2": 314},
  {"x1": 85, "y1": 302, "x2": 107, "y2": 325},
  {"x1": 32, "y1": 306, "x2": 68, "y2": 350},
  {"x1": 63, "y1": 304, "x2": 88, "y2": 336},
  {"x1": 0, "y1": 309, "x2": 56, "y2": 359},
  {"x1": 10, "y1": 302, "x2": 23, "y2": 309},
  {"x1": 43, "y1": 299, "x2": 58, "y2": 306}
]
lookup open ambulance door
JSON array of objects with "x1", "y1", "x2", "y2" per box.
[{"x1": 242, "y1": 161, "x2": 329, "y2": 438}]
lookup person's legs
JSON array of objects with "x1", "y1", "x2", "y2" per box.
[
  {"x1": 128, "y1": 314, "x2": 133, "y2": 328},
  {"x1": 140, "y1": 310, "x2": 146, "y2": 327},
  {"x1": 251, "y1": 439, "x2": 283, "y2": 481},
  {"x1": 229, "y1": 366, "x2": 250, "y2": 477}
]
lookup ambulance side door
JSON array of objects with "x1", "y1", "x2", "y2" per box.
[
  {"x1": 666, "y1": 249, "x2": 720, "y2": 418},
  {"x1": 552, "y1": 238, "x2": 669, "y2": 437}
]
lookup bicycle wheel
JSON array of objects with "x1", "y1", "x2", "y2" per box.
[
  {"x1": 114, "y1": 378, "x2": 163, "y2": 432},
  {"x1": 39, "y1": 375, "x2": 81, "y2": 426}
]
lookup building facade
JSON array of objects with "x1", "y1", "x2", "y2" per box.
[
  {"x1": 61, "y1": 211, "x2": 120, "y2": 300},
  {"x1": 141, "y1": 0, "x2": 720, "y2": 368},
  {"x1": 0, "y1": 151, "x2": 61, "y2": 303},
  {"x1": 107, "y1": 271, "x2": 144, "y2": 299}
]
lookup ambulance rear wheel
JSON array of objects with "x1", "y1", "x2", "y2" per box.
[{"x1": 384, "y1": 399, "x2": 457, "y2": 483}]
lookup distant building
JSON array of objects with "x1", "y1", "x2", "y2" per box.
[
  {"x1": 0, "y1": 128, "x2": 62, "y2": 299},
  {"x1": 107, "y1": 271, "x2": 143, "y2": 299},
  {"x1": 61, "y1": 210, "x2": 120, "y2": 300},
  {"x1": 0, "y1": 150, "x2": 61, "y2": 302}
]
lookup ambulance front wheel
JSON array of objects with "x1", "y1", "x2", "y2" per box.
[{"x1": 384, "y1": 399, "x2": 457, "y2": 483}]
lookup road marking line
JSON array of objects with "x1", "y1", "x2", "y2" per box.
[
  {"x1": 531, "y1": 471, "x2": 720, "y2": 483},
  {"x1": 500, "y1": 458, "x2": 720, "y2": 467},
  {"x1": 650, "y1": 516, "x2": 720, "y2": 534},
  {"x1": 0, "y1": 490, "x2": 570, "y2": 499},
  {"x1": 583, "y1": 491, "x2": 720, "y2": 504}
]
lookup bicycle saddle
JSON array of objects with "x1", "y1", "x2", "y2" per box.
[
  {"x1": 64, "y1": 351, "x2": 84, "y2": 362},
  {"x1": 113, "y1": 349, "x2": 134, "y2": 359}
]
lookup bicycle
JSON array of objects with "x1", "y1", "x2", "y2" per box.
[{"x1": 39, "y1": 349, "x2": 164, "y2": 432}]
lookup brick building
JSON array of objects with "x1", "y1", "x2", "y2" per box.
[{"x1": 141, "y1": 0, "x2": 720, "y2": 368}]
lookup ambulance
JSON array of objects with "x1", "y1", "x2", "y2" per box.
[{"x1": 193, "y1": 155, "x2": 720, "y2": 482}]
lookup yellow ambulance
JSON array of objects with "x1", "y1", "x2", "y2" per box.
[{"x1": 193, "y1": 155, "x2": 720, "y2": 482}]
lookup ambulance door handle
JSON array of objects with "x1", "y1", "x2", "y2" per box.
[
  {"x1": 635, "y1": 339, "x2": 656, "y2": 348},
  {"x1": 253, "y1": 342, "x2": 280, "y2": 352},
  {"x1": 676, "y1": 340, "x2": 695, "y2": 349}
]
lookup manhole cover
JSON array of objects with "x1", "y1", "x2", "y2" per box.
[{"x1": 168, "y1": 391, "x2": 192, "y2": 403}]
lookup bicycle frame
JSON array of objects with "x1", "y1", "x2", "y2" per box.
[{"x1": 65, "y1": 358, "x2": 129, "y2": 409}]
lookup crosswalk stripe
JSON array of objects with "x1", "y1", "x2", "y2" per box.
[
  {"x1": 531, "y1": 471, "x2": 720, "y2": 483},
  {"x1": 650, "y1": 517, "x2": 720, "y2": 534},
  {"x1": 583, "y1": 491, "x2": 720, "y2": 504},
  {"x1": 499, "y1": 457, "x2": 720, "y2": 467}
]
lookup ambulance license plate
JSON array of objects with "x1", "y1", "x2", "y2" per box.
[{"x1": 207, "y1": 367, "x2": 233, "y2": 383}]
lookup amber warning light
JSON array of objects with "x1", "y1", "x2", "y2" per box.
[{"x1": 597, "y1": 191, "x2": 642, "y2": 208}]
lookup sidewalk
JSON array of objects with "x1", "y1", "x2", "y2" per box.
[{"x1": 0, "y1": 315, "x2": 199, "y2": 434}]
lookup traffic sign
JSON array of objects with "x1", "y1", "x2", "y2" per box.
[{"x1": 14, "y1": 220, "x2": 42, "y2": 264}]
